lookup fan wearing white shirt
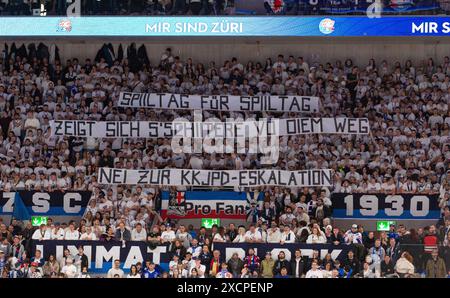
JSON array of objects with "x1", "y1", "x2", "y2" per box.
[
  {"x1": 280, "y1": 225, "x2": 296, "y2": 244},
  {"x1": 244, "y1": 225, "x2": 263, "y2": 243},
  {"x1": 232, "y1": 226, "x2": 247, "y2": 243},
  {"x1": 131, "y1": 223, "x2": 147, "y2": 241},
  {"x1": 107, "y1": 259, "x2": 124, "y2": 278},
  {"x1": 213, "y1": 227, "x2": 228, "y2": 243},
  {"x1": 51, "y1": 224, "x2": 65, "y2": 240},
  {"x1": 279, "y1": 206, "x2": 296, "y2": 225},
  {"x1": 160, "y1": 225, "x2": 176, "y2": 243},
  {"x1": 80, "y1": 226, "x2": 98, "y2": 240},
  {"x1": 32, "y1": 224, "x2": 52, "y2": 240},
  {"x1": 61, "y1": 258, "x2": 78, "y2": 278},
  {"x1": 187, "y1": 239, "x2": 202, "y2": 258},
  {"x1": 65, "y1": 223, "x2": 80, "y2": 240},
  {"x1": 305, "y1": 260, "x2": 324, "y2": 278},
  {"x1": 267, "y1": 223, "x2": 282, "y2": 243},
  {"x1": 306, "y1": 227, "x2": 327, "y2": 244}
]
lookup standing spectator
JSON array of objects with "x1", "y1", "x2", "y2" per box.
[
  {"x1": 305, "y1": 260, "x2": 323, "y2": 278},
  {"x1": 74, "y1": 246, "x2": 89, "y2": 273},
  {"x1": 386, "y1": 237, "x2": 401, "y2": 263},
  {"x1": 260, "y1": 252, "x2": 275, "y2": 278},
  {"x1": 187, "y1": 238, "x2": 202, "y2": 258},
  {"x1": 273, "y1": 251, "x2": 290, "y2": 276},
  {"x1": 290, "y1": 249, "x2": 306, "y2": 278},
  {"x1": 344, "y1": 250, "x2": 361, "y2": 277},
  {"x1": 10, "y1": 236, "x2": 25, "y2": 259},
  {"x1": 107, "y1": 259, "x2": 124, "y2": 278},
  {"x1": 380, "y1": 255, "x2": 395, "y2": 278},
  {"x1": 227, "y1": 252, "x2": 244, "y2": 277},
  {"x1": 395, "y1": 252, "x2": 415, "y2": 278},
  {"x1": 43, "y1": 255, "x2": 60, "y2": 277},
  {"x1": 442, "y1": 233, "x2": 450, "y2": 275},
  {"x1": 199, "y1": 245, "x2": 212, "y2": 275},
  {"x1": 243, "y1": 248, "x2": 260, "y2": 274},
  {"x1": 226, "y1": 223, "x2": 237, "y2": 242},
  {"x1": 425, "y1": 249, "x2": 447, "y2": 278},
  {"x1": 209, "y1": 250, "x2": 222, "y2": 277},
  {"x1": 369, "y1": 239, "x2": 386, "y2": 264},
  {"x1": 344, "y1": 224, "x2": 365, "y2": 261},
  {"x1": 115, "y1": 221, "x2": 131, "y2": 242},
  {"x1": 61, "y1": 258, "x2": 78, "y2": 278}
]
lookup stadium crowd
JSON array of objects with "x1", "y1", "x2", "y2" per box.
[
  {"x1": 0, "y1": 43, "x2": 449, "y2": 278},
  {"x1": 0, "y1": 0, "x2": 449, "y2": 16}
]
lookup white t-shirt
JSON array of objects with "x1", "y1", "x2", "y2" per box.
[
  {"x1": 61, "y1": 264, "x2": 78, "y2": 278},
  {"x1": 131, "y1": 229, "x2": 147, "y2": 241},
  {"x1": 65, "y1": 230, "x2": 80, "y2": 240},
  {"x1": 51, "y1": 227, "x2": 65, "y2": 240},
  {"x1": 161, "y1": 230, "x2": 176, "y2": 242},
  {"x1": 305, "y1": 269, "x2": 324, "y2": 278},
  {"x1": 244, "y1": 230, "x2": 262, "y2": 242},
  {"x1": 31, "y1": 229, "x2": 52, "y2": 240},
  {"x1": 107, "y1": 268, "x2": 124, "y2": 278},
  {"x1": 80, "y1": 232, "x2": 97, "y2": 240}
]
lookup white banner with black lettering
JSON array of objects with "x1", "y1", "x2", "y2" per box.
[
  {"x1": 50, "y1": 118, "x2": 369, "y2": 138},
  {"x1": 118, "y1": 92, "x2": 320, "y2": 112},
  {"x1": 97, "y1": 168, "x2": 333, "y2": 187}
]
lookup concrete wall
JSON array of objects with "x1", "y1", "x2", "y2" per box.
[{"x1": 6, "y1": 37, "x2": 450, "y2": 66}]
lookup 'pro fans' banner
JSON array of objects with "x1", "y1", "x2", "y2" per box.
[
  {"x1": 50, "y1": 118, "x2": 370, "y2": 138},
  {"x1": 118, "y1": 92, "x2": 320, "y2": 112},
  {"x1": 331, "y1": 193, "x2": 440, "y2": 219},
  {"x1": 97, "y1": 168, "x2": 333, "y2": 187},
  {"x1": 31, "y1": 240, "x2": 352, "y2": 273},
  {"x1": 0, "y1": 191, "x2": 92, "y2": 216},
  {"x1": 161, "y1": 191, "x2": 263, "y2": 219}
]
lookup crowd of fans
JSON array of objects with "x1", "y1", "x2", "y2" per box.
[
  {"x1": 0, "y1": 0, "x2": 448, "y2": 16},
  {"x1": 0, "y1": 43, "x2": 449, "y2": 277},
  {"x1": 0, "y1": 217, "x2": 449, "y2": 278}
]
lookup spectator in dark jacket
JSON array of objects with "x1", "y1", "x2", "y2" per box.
[
  {"x1": 115, "y1": 222, "x2": 131, "y2": 241},
  {"x1": 380, "y1": 255, "x2": 395, "y2": 277},
  {"x1": 261, "y1": 201, "x2": 276, "y2": 223},
  {"x1": 273, "y1": 251, "x2": 290, "y2": 276},
  {"x1": 227, "y1": 252, "x2": 244, "y2": 277},
  {"x1": 386, "y1": 237, "x2": 401, "y2": 263},
  {"x1": 344, "y1": 250, "x2": 361, "y2": 276},
  {"x1": 171, "y1": 240, "x2": 187, "y2": 259},
  {"x1": 425, "y1": 249, "x2": 447, "y2": 278},
  {"x1": 328, "y1": 227, "x2": 344, "y2": 245},
  {"x1": 290, "y1": 249, "x2": 307, "y2": 278},
  {"x1": 442, "y1": 234, "x2": 450, "y2": 275}
]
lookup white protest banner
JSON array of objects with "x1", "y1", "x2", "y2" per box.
[
  {"x1": 97, "y1": 168, "x2": 333, "y2": 187},
  {"x1": 118, "y1": 92, "x2": 320, "y2": 113},
  {"x1": 50, "y1": 118, "x2": 369, "y2": 138}
]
